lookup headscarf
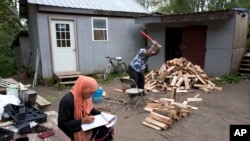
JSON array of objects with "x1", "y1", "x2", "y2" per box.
[{"x1": 71, "y1": 75, "x2": 98, "y2": 141}]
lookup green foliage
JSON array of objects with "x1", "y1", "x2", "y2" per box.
[
  {"x1": 157, "y1": 0, "x2": 250, "y2": 14},
  {"x1": 42, "y1": 95, "x2": 59, "y2": 102},
  {"x1": 0, "y1": 0, "x2": 23, "y2": 78},
  {"x1": 215, "y1": 74, "x2": 249, "y2": 84},
  {"x1": 54, "y1": 81, "x2": 69, "y2": 90}
]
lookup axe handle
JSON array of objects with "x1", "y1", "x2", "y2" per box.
[
  {"x1": 141, "y1": 31, "x2": 154, "y2": 42},
  {"x1": 140, "y1": 31, "x2": 162, "y2": 48}
]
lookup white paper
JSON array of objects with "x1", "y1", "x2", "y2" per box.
[
  {"x1": 81, "y1": 112, "x2": 117, "y2": 131},
  {"x1": 101, "y1": 112, "x2": 117, "y2": 128}
]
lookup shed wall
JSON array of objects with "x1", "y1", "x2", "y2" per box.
[
  {"x1": 231, "y1": 14, "x2": 248, "y2": 74},
  {"x1": 145, "y1": 15, "x2": 237, "y2": 77},
  {"x1": 204, "y1": 16, "x2": 235, "y2": 77},
  {"x1": 27, "y1": 4, "x2": 42, "y2": 76},
  {"x1": 31, "y1": 11, "x2": 144, "y2": 78}
]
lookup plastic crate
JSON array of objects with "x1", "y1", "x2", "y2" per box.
[
  {"x1": 4, "y1": 104, "x2": 47, "y2": 125},
  {"x1": 0, "y1": 127, "x2": 14, "y2": 141}
]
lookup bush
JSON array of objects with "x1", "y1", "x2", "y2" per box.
[
  {"x1": 0, "y1": 60, "x2": 16, "y2": 77},
  {"x1": 215, "y1": 74, "x2": 249, "y2": 84}
]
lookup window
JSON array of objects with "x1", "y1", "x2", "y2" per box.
[
  {"x1": 92, "y1": 18, "x2": 108, "y2": 41},
  {"x1": 55, "y1": 23, "x2": 71, "y2": 47}
]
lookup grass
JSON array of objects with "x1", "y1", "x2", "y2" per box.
[
  {"x1": 42, "y1": 95, "x2": 60, "y2": 103},
  {"x1": 214, "y1": 74, "x2": 250, "y2": 85},
  {"x1": 92, "y1": 72, "x2": 128, "y2": 85}
]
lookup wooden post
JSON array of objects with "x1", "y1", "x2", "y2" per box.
[{"x1": 171, "y1": 87, "x2": 176, "y2": 100}]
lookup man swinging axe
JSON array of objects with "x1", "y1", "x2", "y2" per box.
[{"x1": 128, "y1": 31, "x2": 161, "y2": 97}]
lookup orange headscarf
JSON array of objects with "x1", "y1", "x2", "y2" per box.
[{"x1": 71, "y1": 75, "x2": 98, "y2": 141}]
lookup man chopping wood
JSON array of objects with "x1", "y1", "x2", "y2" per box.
[{"x1": 128, "y1": 40, "x2": 161, "y2": 97}]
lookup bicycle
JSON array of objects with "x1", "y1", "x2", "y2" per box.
[{"x1": 103, "y1": 56, "x2": 127, "y2": 81}]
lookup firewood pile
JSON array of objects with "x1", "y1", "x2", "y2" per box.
[
  {"x1": 142, "y1": 94, "x2": 201, "y2": 130},
  {"x1": 145, "y1": 57, "x2": 222, "y2": 93}
]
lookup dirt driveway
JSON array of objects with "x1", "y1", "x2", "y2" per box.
[{"x1": 15, "y1": 75, "x2": 250, "y2": 141}]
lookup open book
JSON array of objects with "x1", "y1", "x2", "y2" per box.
[{"x1": 81, "y1": 112, "x2": 117, "y2": 131}]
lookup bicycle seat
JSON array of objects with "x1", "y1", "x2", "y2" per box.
[{"x1": 116, "y1": 57, "x2": 122, "y2": 61}]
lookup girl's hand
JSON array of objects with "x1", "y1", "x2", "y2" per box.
[{"x1": 82, "y1": 116, "x2": 95, "y2": 124}]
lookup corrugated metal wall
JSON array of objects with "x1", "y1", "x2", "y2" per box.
[
  {"x1": 28, "y1": 6, "x2": 145, "y2": 78},
  {"x1": 146, "y1": 16, "x2": 238, "y2": 77}
]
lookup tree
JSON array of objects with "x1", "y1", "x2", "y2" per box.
[
  {"x1": 136, "y1": 0, "x2": 167, "y2": 12},
  {"x1": 0, "y1": 0, "x2": 23, "y2": 77}
]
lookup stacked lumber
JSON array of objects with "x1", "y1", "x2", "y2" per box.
[
  {"x1": 145, "y1": 57, "x2": 222, "y2": 93},
  {"x1": 143, "y1": 94, "x2": 202, "y2": 130}
]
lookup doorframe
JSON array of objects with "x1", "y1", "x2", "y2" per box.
[{"x1": 48, "y1": 16, "x2": 79, "y2": 73}]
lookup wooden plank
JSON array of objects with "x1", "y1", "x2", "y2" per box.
[
  {"x1": 170, "y1": 87, "x2": 176, "y2": 100},
  {"x1": 182, "y1": 100, "x2": 188, "y2": 105},
  {"x1": 184, "y1": 76, "x2": 190, "y2": 89},
  {"x1": 55, "y1": 71, "x2": 82, "y2": 76},
  {"x1": 36, "y1": 94, "x2": 51, "y2": 107},
  {"x1": 193, "y1": 94, "x2": 200, "y2": 98},
  {"x1": 58, "y1": 75, "x2": 81, "y2": 79},
  {"x1": 113, "y1": 88, "x2": 124, "y2": 92},
  {"x1": 144, "y1": 117, "x2": 168, "y2": 129},
  {"x1": 175, "y1": 77, "x2": 184, "y2": 87},
  {"x1": 187, "y1": 98, "x2": 202, "y2": 102},
  {"x1": 142, "y1": 121, "x2": 162, "y2": 130},
  {"x1": 159, "y1": 98, "x2": 175, "y2": 103},
  {"x1": 176, "y1": 89, "x2": 188, "y2": 93},
  {"x1": 59, "y1": 81, "x2": 76, "y2": 85},
  {"x1": 193, "y1": 84, "x2": 205, "y2": 88},
  {"x1": 166, "y1": 66, "x2": 175, "y2": 73},
  {"x1": 170, "y1": 76, "x2": 178, "y2": 86},
  {"x1": 144, "y1": 107, "x2": 157, "y2": 112},
  {"x1": 145, "y1": 71, "x2": 154, "y2": 78},
  {"x1": 199, "y1": 87, "x2": 210, "y2": 93},
  {"x1": 149, "y1": 111, "x2": 172, "y2": 125},
  {"x1": 146, "y1": 103, "x2": 163, "y2": 108},
  {"x1": 196, "y1": 74, "x2": 207, "y2": 85},
  {"x1": 207, "y1": 80, "x2": 216, "y2": 87},
  {"x1": 213, "y1": 86, "x2": 223, "y2": 91},
  {"x1": 171, "y1": 101, "x2": 198, "y2": 110}
]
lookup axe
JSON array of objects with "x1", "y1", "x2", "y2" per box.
[{"x1": 140, "y1": 31, "x2": 162, "y2": 48}]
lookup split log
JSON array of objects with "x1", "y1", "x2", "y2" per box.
[
  {"x1": 150, "y1": 111, "x2": 172, "y2": 125},
  {"x1": 187, "y1": 98, "x2": 202, "y2": 102},
  {"x1": 113, "y1": 88, "x2": 124, "y2": 92},
  {"x1": 144, "y1": 117, "x2": 168, "y2": 129},
  {"x1": 143, "y1": 121, "x2": 162, "y2": 130},
  {"x1": 170, "y1": 87, "x2": 176, "y2": 100}
]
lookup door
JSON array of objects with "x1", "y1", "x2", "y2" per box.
[
  {"x1": 50, "y1": 19, "x2": 77, "y2": 73},
  {"x1": 182, "y1": 26, "x2": 207, "y2": 68}
]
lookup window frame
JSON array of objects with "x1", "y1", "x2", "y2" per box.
[{"x1": 91, "y1": 17, "x2": 108, "y2": 41}]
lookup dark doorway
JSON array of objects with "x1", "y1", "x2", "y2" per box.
[
  {"x1": 165, "y1": 26, "x2": 207, "y2": 68},
  {"x1": 165, "y1": 28, "x2": 183, "y2": 61}
]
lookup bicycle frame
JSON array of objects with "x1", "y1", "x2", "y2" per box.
[
  {"x1": 103, "y1": 56, "x2": 127, "y2": 81},
  {"x1": 109, "y1": 59, "x2": 120, "y2": 72},
  {"x1": 109, "y1": 58, "x2": 121, "y2": 72}
]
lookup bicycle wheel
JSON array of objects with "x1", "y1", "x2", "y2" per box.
[
  {"x1": 117, "y1": 63, "x2": 127, "y2": 76},
  {"x1": 103, "y1": 63, "x2": 112, "y2": 81}
]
